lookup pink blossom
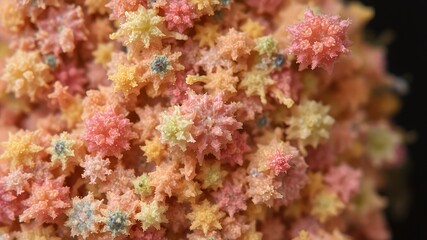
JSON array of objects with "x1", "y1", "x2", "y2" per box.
[
  {"x1": 20, "y1": 177, "x2": 70, "y2": 224},
  {"x1": 163, "y1": 0, "x2": 197, "y2": 33},
  {"x1": 83, "y1": 109, "x2": 135, "y2": 158},
  {"x1": 1, "y1": 168, "x2": 32, "y2": 195},
  {"x1": 269, "y1": 148, "x2": 292, "y2": 176},
  {"x1": 81, "y1": 154, "x2": 112, "y2": 184},
  {"x1": 286, "y1": 9, "x2": 351, "y2": 73},
  {"x1": 212, "y1": 180, "x2": 247, "y2": 217},
  {"x1": 181, "y1": 91, "x2": 242, "y2": 161},
  {"x1": 324, "y1": 164, "x2": 361, "y2": 203},
  {"x1": 36, "y1": 5, "x2": 87, "y2": 55}
]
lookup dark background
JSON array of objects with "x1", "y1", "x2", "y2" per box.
[{"x1": 356, "y1": 0, "x2": 427, "y2": 239}]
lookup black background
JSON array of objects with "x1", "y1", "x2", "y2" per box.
[{"x1": 356, "y1": 0, "x2": 427, "y2": 239}]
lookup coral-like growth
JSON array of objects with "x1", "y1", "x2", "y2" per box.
[
  {"x1": 1, "y1": 168, "x2": 32, "y2": 195},
  {"x1": 93, "y1": 43, "x2": 114, "y2": 67},
  {"x1": 1, "y1": 130, "x2": 43, "y2": 169},
  {"x1": 141, "y1": 137, "x2": 166, "y2": 164},
  {"x1": 187, "y1": 200, "x2": 225, "y2": 235},
  {"x1": 0, "y1": 181, "x2": 24, "y2": 223},
  {"x1": 156, "y1": 106, "x2": 194, "y2": 151},
  {"x1": 217, "y1": 28, "x2": 255, "y2": 61},
  {"x1": 181, "y1": 91, "x2": 242, "y2": 161},
  {"x1": 176, "y1": 179, "x2": 202, "y2": 202},
  {"x1": 324, "y1": 164, "x2": 361, "y2": 203},
  {"x1": 149, "y1": 161, "x2": 181, "y2": 201},
  {"x1": 106, "y1": 0, "x2": 146, "y2": 21},
  {"x1": 196, "y1": 161, "x2": 227, "y2": 190},
  {"x1": 83, "y1": 109, "x2": 135, "y2": 158},
  {"x1": 109, "y1": 64, "x2": 145, "y2": 97},
  {"x1": 254, "y1": 35, "x2": 278, "y2": 56},
  {"x1": 187, "y1": 69, "x2": 239, "y2": 97},
  {"x1": 110, "y1": 5, "x2": 165, "y2": 48},
  {"x1": 81, "y1": 86, "x2": 126, "y2": 120},
  {"x1": 246, "y1": 172, "x2": 282, "y2": 206},
  {"x1": 18, "y1": 0, "x2": 60, "y2": 22},
  {"x1": 99, "y1": 164, "x2": 135, "y2": 194},
  {"x1": 48, "y1": 82, "x2": 84, "y2": 128},
  {"x1": 81, "y1": 154, "x2": 112, "y2": 184},
  {"x1": 102, "y1": 209, "x2": 132, "y2": 237},
  {"x1": 246, "y1": 0, "x2": 285, "y2": 14},
  {"x1": 270, "y1": 148, "x2": 293, "y2": 176},
  {"x1": 212, "y1": 180, "x2": 247, "y2": 216},
  {"x1": 136, "y1": 201, "x2": 168, "y2": 230},
  {"x1": 239, "y1": 69, "x2": 275, "y2": 104},
  {"x1": 0, "y1": 0, "x2": 25, "y2": 32},
  {"x1": 20, "y1": 177, "x2": 70, "y2": 224},
  {"x1": 65, "y1": 193, "x2": 103, "y2": 239},
  {"x1": 47, "y1": 132, "x2": 76, "y2": 171},
  {"x1": 1, "y1": 50, "x2": 53, "y2": 101},
  {"x1": 270, "y1": 68, "x2": 300, "y2": 108},
  {"x1": 164, "y1": 0, "x2": 198, "y2": 33},
  {"x1": 142, "y1": 46, "x2": 184, "y2": 97},
  {"x1": 133, "y1": 173, "x2": 154, "y2": 197},
  {"x1": 245, "y1": 138, "x2": 306, "y2": 206},
  {"x1": 168, "y1": 71, "x2": 190, "y2": 104},
  {"x1": 190, "y1": 0, "x2": 220, "y2": 15},
  {"x1": 0, "y1": 0, "x2": 408, "y2": 238},
  {"x1": 241, "y1": 18, "x2": 265, "y2": 38},
  {"x1": 194, "y1": 22, "x2": 219, "y2": 48},
  {"x1": 247, "y1": 139, "x2": 297, "y2": 175},
  {"x1": 36, "y1": 5, "x2": 87, "y2": 55},
  {"x1": 205, "y1": 67, "x2": 239, "y2": 96},
  {"x1": 286, "y1": 9, "x2": 351, "y2": 73},
  {"x1": 105, "y1": 190, "x2": 139, "y2": 216},
  {"x1": 220, "y1": 216, "x2": 249, "y2": 240},
  {"x1": 220, "y1": 132, "x2": 251, "y2": 166},
  {"x1": 275, "y1": 150, "x2": 308, "y2": 206},
  {"x1": 133, "y1": 104, "x2": 162, "y2": 143},
  {"x1": 285, "y1": 100, "x2": 335, "y2": 149}
]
